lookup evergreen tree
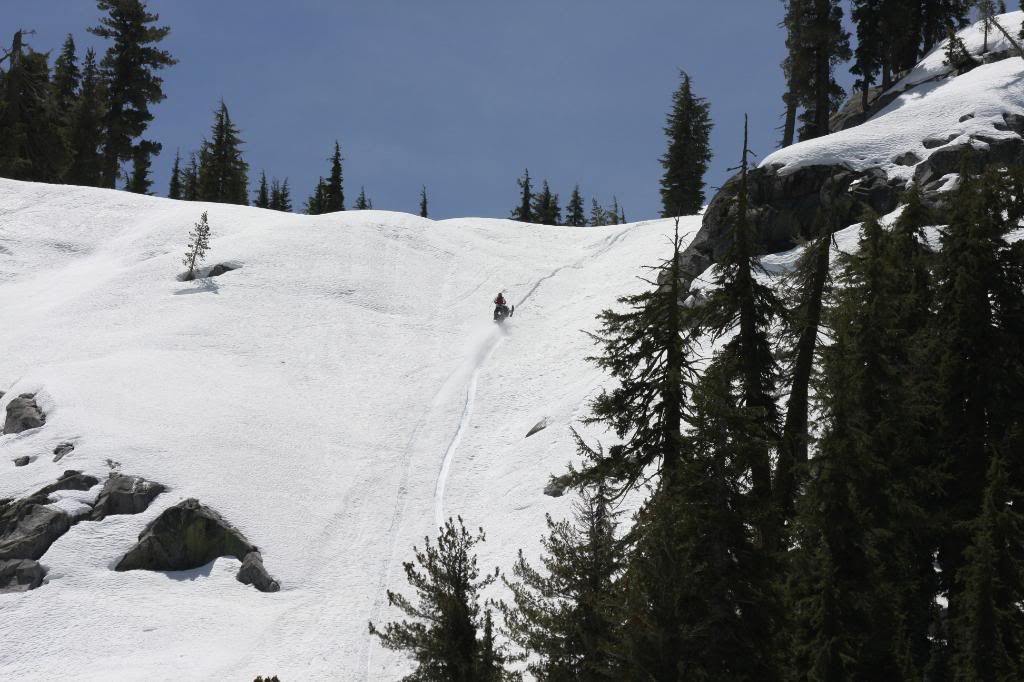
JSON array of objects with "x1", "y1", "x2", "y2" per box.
[
  {"x1": 699, "y1": 117, "x2": 782, "y2": 549},
  {"x1": 305, "y1": 177, "x2": 326, "y2": 215},
  {"x1": 65, "y1": 47, "x2": 106, "y2": 186},
  {"x1": 511, "y1": 169, "x2": 534, "y2": 223},
  {"x1": 0, "y1": 31, "x2": 68, "y2": 182},
  {"x1": 790, "y1": 0, "x2": 851, "y2": 140},
  {"x1": 182, "y1": 211, "x2": 210, "y2": 280},
  {"x1": 253, "y1": 170, "x2": 269, "y2": 209},
  {"x1": 944, "y1": 25, "x2": 978, "y2": 74},
  {"x1": 950, "y1": 453, "x2": 1024, "y2": 681},
  {"x1": 420, "y1": 185, "x2": 429, "y2": 218},
  {"x1": 565, "y1": 186, "x2": 586, "y2": 227},
  {"x1": 850, "y1": 0, "x2": 883, "y2": 112},
  {"x1": 608, "y1": 197, "x2": 621, "y2": 226},
  {"x1": 369, "y1": 517, "x2": 516, "y2": 681},
  {"x1": 181, "y1": 152, "x2": 199, "y2": 201},
  {"x1": 531, "y1": 180, "x2": 561, "y2": 225},
  {"x1": 125, "y1": 138, "x2": 156, "y2": 194},
  {"x1": 979, "y1": 0, "x2": 997, "y2": 52},
  {"x1": 920, "y1": 0, "x2": 972, "y2": 54},
  {"x1": 167, "y1": 148, "x2": 182, "y2": 199},
  {"x1": 51, "y1": 34, "x2": 80, "y2": 128},
  {"x1": 589, "y1": 199, "x2": 608, "y2": 227},
  {"x1": 780, "y1": 0, "x2": 812, "y2": 147},
  {"x1": 90, "y1": 0, "x2": 177, "y2": 189},
  {"x1": 324, "y1": 140, "x2": 344, "y2": 213},
  {"x1": 658, "y1": 71, "x2": 712, "y2": 216},
  {"x1": 196, "y1": 101, "x2": 248, "y2": 205},
  {"x1": 269, "y1": 178, "x2": 293, "y2": 212},
  {"x1": 501, "y1": 481, "x2": 624, "y2": 681},
  {"x1": 354, "y1": 186, "x2": 372, "y2": 210}
]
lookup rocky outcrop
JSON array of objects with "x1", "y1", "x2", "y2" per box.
[
  {"x1": 237, "y1": 551, "x2": 280, "y2": 593},
  {"x1": 52, "y1": 442, "x2": 75, "y2": 463},
  {"x1": 116, "y1": 498, "x2": 278, "y2": 592},
  {"x1": 206, "y1": 263, "x2": 237, "y2": 278},
  {"x1": 89, "y1": 474, "x2": 165, "y2": 521},
  {"x1": 13, "y1": 456, "x2": 31, "y2": 467},
  {"x1": 3, "y1": 394, "x2": 45, "y2": 434},
  {"x1": 0, "y1": 558, "x2": 46, "y2": 593},
  {"x1": 0, "y1": 471, "x2": 100, "y2": 563},
  {"x1": 683, "y1": 164, "x2": 904, "y2": 287}
]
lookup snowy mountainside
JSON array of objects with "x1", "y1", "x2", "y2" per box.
[{"x1": 0, "y1": 178, "x2": 688, "y2": 681}]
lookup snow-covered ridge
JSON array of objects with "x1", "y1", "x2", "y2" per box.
[
  {"x1": 0, "y1": 178, "x2": 688, "y2": 680},
  {"x1": 762, "y1": 11, "x2": 1024, "y2": 183}
]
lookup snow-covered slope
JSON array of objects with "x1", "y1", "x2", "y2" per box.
[
  {"x1": 762, "y1": 11, "x2": 1024, "y2": 183},
  {"x1": 0, "y1": 178, "x2": 687, "y2": 680}
]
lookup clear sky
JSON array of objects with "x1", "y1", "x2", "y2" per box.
[{"x1": 4, "y1": 1, "x2": 854, "y2": 220}]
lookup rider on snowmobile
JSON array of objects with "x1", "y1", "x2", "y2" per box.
[{"x1": 494, "y1": 292, "x2": 509, "y2": 321}]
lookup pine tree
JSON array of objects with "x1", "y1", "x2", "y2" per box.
[
  {"x1": 65, "y1": 47, "x2": 106, "y2": 186},
  {"x1": 354, "y1": 186, "x2": 372, "y2": 210},
  {"x1": 90, "y1": 0, "x2": 177, "y2": 189},
  {"x1": 278, "y1": 178, "x2": 293, "y2": 212},
  {"x1": 196, "y1": 101, "x2": 248, "y2": 205},
  {"x1": 324, "y1": 141, "x2": 344, "y2": 212},
  {"x1": 979, "y1": 0, "x2": 997, "y2": 52},
  {"x1": 563, "y1": 216, "x2": 696, "y2": 495},
  {"x1": 167, "y1": 148, "x2": 183, "y2": 199},
  {"x1": 181, "y1": 152, "x2": 199, "y2": 201},
  {"x1": 589, "y1": 199, "x2": 608, "y2": 227},
  {"x1": 780, "y1": 0, "x2": 812, "y2": 147},
  {"x1": 306, "y1": 177, "x2": 327, "y2": 215},
  {"x1": 369, "y1": 517, "x2": 516, "y2": 681},
  {"x1": 125, "y1": 139, "x2": 156, "y2": 194},
  {"x1": 254, "y1": 171, "x2": 269, "y2": 208},
  {"x1": 699, "y1": 117, "x2": 782, "y2": 549},
  {"x1": 792, "y1": 0, "x2": 851, "y2": 140},
  {"x1": 920, "y1": 0, "x2": 972, "y2": 54},
  {"x1": 658, "y1": 71, "x2": 712, "y2": 216},
  {"x1": 608, "y1": 197, "x2": 621, "y2": 226},
  {"x1": 565, "y1": 186, "x2": 586, "y2": 227},
  {"x1": 420, "y1": 185, "x2": 429, "y2": 218},
  {"x1": 851, "y1": 0, "x2": 883, "y2": 112},
  {"x1": 511, "y1": 169, "x2": 534, "y2": 223},
  {"x1": 950, "y1": 453, "x2": 1024, "y2": 681},
  {"x1": 51, "y1": 34, "x2": 80, "y2": 129},
  {"x1": 501, "y1": 481, "x2": 624, "y2": 681},
  {"x1": 0, "y1": 32, "x2": 68, "y2": 182},
  {"x1": 944, "y1": 25, "x2": 977, "y2": 74},
  {"x1": 182, "y1": 211, "x2": 211, "y2": 280},
  {"x1": 531, "y1": 180, "x2": 561, "y2": 225}
]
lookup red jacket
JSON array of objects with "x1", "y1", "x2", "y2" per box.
[{"x1": 494, "y1": 294, "x2": 506, "y2": 306}]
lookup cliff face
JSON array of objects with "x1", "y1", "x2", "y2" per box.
[{"x1": 683, "y1": 12, "x2": 1024, "y2": 288}]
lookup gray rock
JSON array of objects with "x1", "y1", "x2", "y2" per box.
[
  {"x1": 116, "y1": 498, "x2": 256, "y2": 573},
  {"x1": 525, "y1": 417, "x2": 549, "y2": 438},
  {"x1": 0, "y1": 504, "x2": 71, "y2": 561},
  {"x1": 34, "y1": 470, "x2": 100, "y2": 499},
  {"x1": 893, "y1": 151, "x2": 921, "y2": 166},
  {"x1": 206, "y1": 263, "x2": 237, "y2": 278},
  {"x1": 13, "y1": 456, "x2": 30, "y2": 467},
  {"x1": 3, "y1": 394, "x2": 45, "y2": 434},
  {"x1": 543, "y1": 476, "x2": 569, "y2": 498},
  {"x1": 922, "y1": 134, "x2": 958, "y2": 149},
  {"x1": 89, "y1": 474, "x2": 165, "y2": 521},
  {"x1": 236, "y1": 551, "x2": 280, "y2": 593},
  {"x1": 0, "y1": 558, "x2": 46, "y2": 592},
  {"x1": 52, "y1": 442, "x2": 75, "y2": 463}
]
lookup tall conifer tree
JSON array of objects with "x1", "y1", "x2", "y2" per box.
[
  {"x1": 254, "y1": 171, "x2": 270, "y2": 208},
  {"x1": 419, "y1": 185, "x2": 429, "y2": 218},
  {"x1": 511, "y1": 169, "x2": 534, "y2": 223},
  {"x1": 565, "y1": 186, "x2": 586, "y2": 227},
  {"x1": 65, "y1": 48, "x2": 106, "y2": 186},
  {"x1": 324, "y1": 141, "x2": 344, "y2": 213},
  {"x1": 196, "y1": 101, "x2": 248, "y2": 205},
  {"x1": 659, "y1": 71, "x2": 712, "y2": 216}
]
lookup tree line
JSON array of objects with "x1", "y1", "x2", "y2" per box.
[{"x1": 371, "y1": 134, "x2": 1024, "y2": 679}]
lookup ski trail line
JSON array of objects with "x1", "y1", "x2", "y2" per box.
[
  {"x1": 433, "y1": 334, "x2": 504, "y2": 529},
  {"x1": 433, "y1": 225, "x2": 633, "y2": 530}
]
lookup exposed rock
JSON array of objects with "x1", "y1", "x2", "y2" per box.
[
  {"x1": 0, "y1": 558, "x2": 46, "y2": 592},
  {"x1": 236, "y1": 551, "x2": 280, "y2": 593},
  {"x1": 995, "y1": 112, "x2": 1024, "y2": 134},
  {"x1": 206, "y1": 263, "x2": 237, "y2": 278},
  {"x1": 525, "y1": 417, "x2": 549, "y2": 438},
  {"x1": 893, "y1": 151, "x2": 921, "y2": 166},
  {"x1": 52, "y1": 442, "x2": 75, "y2": 463},
  {"x1": 3, "y1": 394, "x2": 45, "y2": 434},
  {"x1": 89, "y1": 474, "x2": 165, "y2": 521},
  {"x1": 544, "y1": 476, "x2": 569, "y2": 498},
  {"x1": 0, "y1": 504, "x2": 71, "y2": 561},
  {"x1": 34, "y1": 470, "x2": 100, "y2": 499},
  {"x1": 922, "y1": 134, "x2": 958, "y2": 149},
  {"x1": 959, "y1": 113, "x2": 975, "y2": 123},
  {"x1": 13, "y1": 456, "x2": 31, "y2": 467},
  {"x1": 686, "y1": 163, "x2": 904, "y2": 287},
  {"x1": 913, "y1": 137, "x2": 1024, "y2": 185},
  {"x1": 116, "y1": 498, "x2": 255, "y2": 573}
]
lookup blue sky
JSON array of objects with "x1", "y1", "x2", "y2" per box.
[{"x1": 7, "y1": 1, "x2": 854, "y2": 219}]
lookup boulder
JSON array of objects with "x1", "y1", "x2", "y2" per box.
[
  {"x1": 116, "y1": 498, "x2": 256, "y2": 573},
  {"x1": 236, "y1": 551, "x2": 280, "y2": 593},
  {"x1": 89, "y1": 474, "x2": 165, "y2": 521},
  {"x1": 543, "y1": 476, "x2": 569, "y2": 498},
  {"x1": 0, "y1": 558, "x2": 46, "y2": 592},
  {"x1": 3, "y1": 394, "x2": 45, "y2": 434},
  {"x1": 34, "y1": 470, "x2": 100, "y2": 499},
  {"x1": 52, "y1": 442, "x2": 75, "y2": 463},
  {"x1": 206, "y1": 263, "x2": 237, "y2": 278},
  {"x1": 525, "y1": 417, "x2": 549, "y2": 438},
  {"x1": 0, "y1": 504, "x2": 71, "y2": 561},
  {"x1": 13, "y1": 456, "x2": 30, "y2": 467}
]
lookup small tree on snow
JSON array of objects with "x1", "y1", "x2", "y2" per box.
[{"x1": 183, "y1": 211, "x2": 211, "y2": 280}]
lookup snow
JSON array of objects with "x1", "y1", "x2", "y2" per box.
[
  {"x1": 0, "y1": 178, "x2": 689, "y2": 681},
  {"x1": 761, "y1": 12, "x2": 1024, "y2": 184}
]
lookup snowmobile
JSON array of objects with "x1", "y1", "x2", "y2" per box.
[{"x1": 493, "y1": 303, "x2": 514, "y2": 323}]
